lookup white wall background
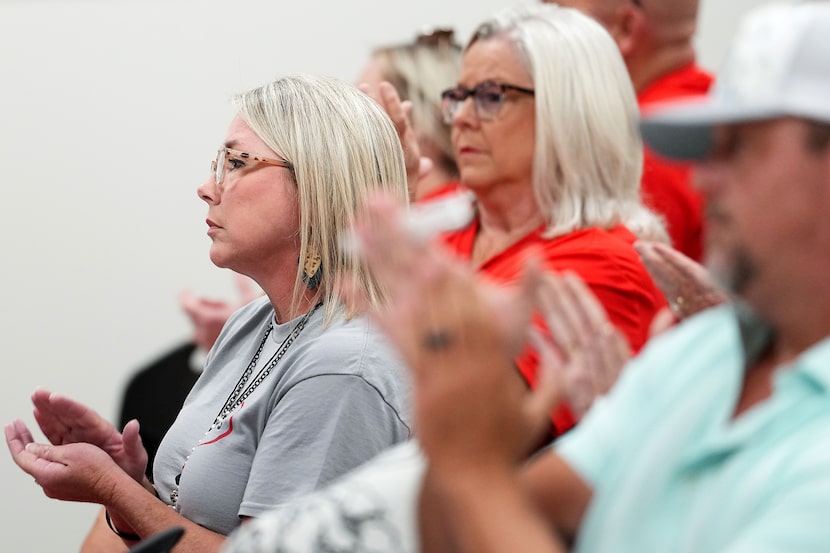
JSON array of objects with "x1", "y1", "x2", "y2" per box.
[{"x1": 0, "y1": 0, "x2": 774, "y2": 549}]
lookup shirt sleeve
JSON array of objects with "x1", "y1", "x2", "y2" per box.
[{"x1": 239, "y1": 373, "x2": 411, "y2": 518}]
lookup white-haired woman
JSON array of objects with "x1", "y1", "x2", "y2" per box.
[
  {"x1": 6, "y1": 75, "x2": 412, "y2": 553},
  {"x1": 426, "y1": 4, "x2": 666, "y2": 435}
]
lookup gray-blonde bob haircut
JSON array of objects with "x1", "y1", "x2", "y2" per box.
[
  {"x1": 470, "y1": 4, "x2": 666, "y2": 241},
  {"x1": 233, "y1": 75, "x2": 408, "y2": 324}
]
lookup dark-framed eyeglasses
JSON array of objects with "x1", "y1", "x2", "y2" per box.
[
  {"x1": 210, "y1": 147, "x2": 293, "y2": 190},
  {"x1": 440, "y1": 81, "x2": 535, "y2": 123}
]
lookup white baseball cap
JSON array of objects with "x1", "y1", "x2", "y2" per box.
[{"x1": 640, "y1": 2, "x2": 830, "y2": 161}]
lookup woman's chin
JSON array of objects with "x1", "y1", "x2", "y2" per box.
[
  {"x1": 458, "y1": 172, "x2": 496, "y2": 192},
  {"x1": 208, "y1": 248, "x2": 232, "y2": 270}
]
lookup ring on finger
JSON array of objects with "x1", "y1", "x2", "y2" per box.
[{"x1": 670, "y1": 295, "x2": 686, "y2": 315}]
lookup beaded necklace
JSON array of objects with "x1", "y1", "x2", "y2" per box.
[{"x1": 169, "y1": 302, "x2": 322, "y2": 510}]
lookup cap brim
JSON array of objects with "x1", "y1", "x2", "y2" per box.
[{"x1": 640, "y1": 97, "x2": 779, "y2": 161}]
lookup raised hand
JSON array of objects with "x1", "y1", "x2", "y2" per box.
[
  {"x1": 31, "y1": 389, "x2": 147, "y2": 483},
  {"x1": 351, "y1": 194, "x2": 560, "y2": 471},
  {"x1": 180, "y1": 273, "x2": 261, "y2": 353},
  {"x1": 636, "y1": 241, "x2": 728, "y2": 320},
  {"x1": 358, "y1": 81, "x2": 433, "y2": 199}
]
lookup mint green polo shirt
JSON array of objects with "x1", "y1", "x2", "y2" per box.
[{"x1": 557, "y1": 305, "x2": 830, "y2": 553}]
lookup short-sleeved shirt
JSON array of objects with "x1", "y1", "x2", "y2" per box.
[
  {"x1": 153, "y1": 297, "x2": 412, "y2": 535},
  {"x1": 440, "y1": 215, "x2": 666, "y2": 434},
  {"x1": 557, "y1": 305, "x2": 830, "y2": 553}
]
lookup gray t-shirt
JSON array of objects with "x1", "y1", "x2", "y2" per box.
[{"x1": 153, "y1": 297, "x2": 412, "y2": 535}]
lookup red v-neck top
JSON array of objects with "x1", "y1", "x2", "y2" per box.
[{"x1": 440, "y1": 214, "x2": 666, "y2": 435}]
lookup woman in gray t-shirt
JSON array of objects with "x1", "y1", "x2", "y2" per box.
[{"x1": 7, "y1": 75, "x2": 413, "y2": 553}]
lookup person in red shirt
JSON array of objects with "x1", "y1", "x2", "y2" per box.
[
  {"x1": 442, "y1": 222, "x2": 663, "y2": 434},
  {"x1": 546, "y1": 0, "x2": 713, "y2": 261},
  {"x1": 428, "y1": 5, "x2": 667, "y2": 435}
]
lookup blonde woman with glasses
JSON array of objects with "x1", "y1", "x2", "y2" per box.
[
  {"x1": 411, "y1": 4, "x2": 667, "y2": 438},
  {"x1": 6, "y1": 75, "x2": 412, "y2": 553}
]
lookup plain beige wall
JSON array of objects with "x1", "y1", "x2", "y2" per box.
[{"x1": 0, "y1": 0, "x2": 774, "y2": 549}]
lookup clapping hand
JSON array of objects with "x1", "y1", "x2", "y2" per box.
[
  {"x1": 6, "y1": 418, "x2": 125, "y2": 505},
  {"x1": 533, "y1": 271, "x2": 631, "y2": 420},
  {"x1": 31, "y1": 389, "x2": 147, "y2": 484},
  {"x1": 351, "y1": 195, "x2": 556, "y2": 469},
  {"x1": 636, "y1": 241, "x2": 727, "y2": 321},
  {"x1": 349, "y1": 194, "x2": 631, "y2": 473}
]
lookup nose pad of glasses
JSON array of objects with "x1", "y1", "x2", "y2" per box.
[
  {"x1": 446, "y1": 96, "x2": 478, "y2": 125},
  {"x1": 211, "y1": 148, "x2": 227, "y2": 188},
  {"x1": 442, "y1": 106, "x2": 454, "y2": 125}
]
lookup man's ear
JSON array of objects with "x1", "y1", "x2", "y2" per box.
[{"x1": 612, "y1": 4, "x2": 647, "y2": 58}]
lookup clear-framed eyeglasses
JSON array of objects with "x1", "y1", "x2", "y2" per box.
[
  {"x1": 440, "y1": 81, "x2": 535, "y2": 124},
  {"x1": 210, "y1": 147, "x2": 293, "y2": 190}
]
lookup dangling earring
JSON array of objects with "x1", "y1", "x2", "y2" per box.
[{"x1": 301, "y1": 248, "x2": 322, "y2": 290}]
